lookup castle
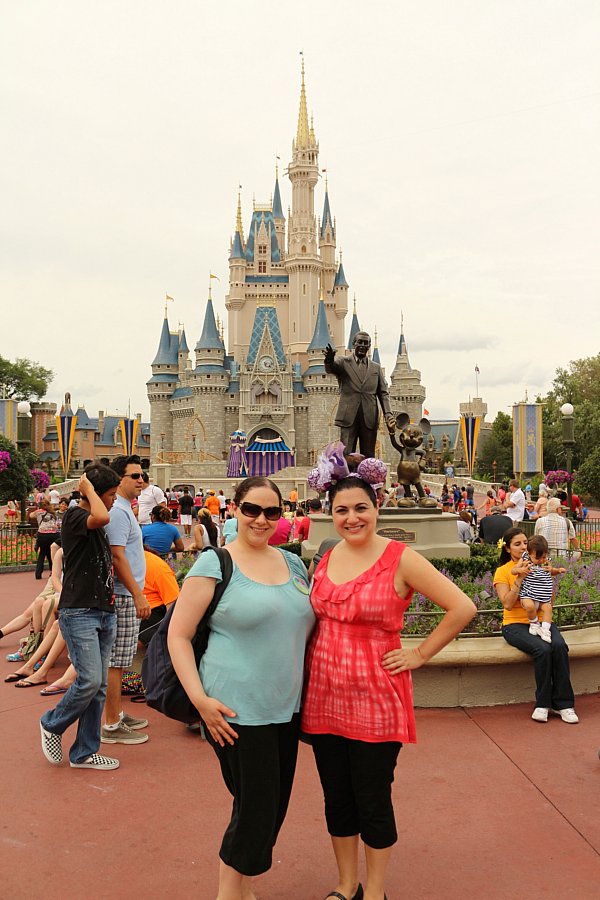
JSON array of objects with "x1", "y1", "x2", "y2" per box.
[{"x1": 147, "y1": 63, "x2": 426, "y2": 486}]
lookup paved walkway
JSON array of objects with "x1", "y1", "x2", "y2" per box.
[{"x1": 1, "y1": 571, "x2": 599, "y2": 899}]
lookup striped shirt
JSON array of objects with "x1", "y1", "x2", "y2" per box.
[{"x1": 520, "y1": 566, "x2": 553, "y2": 604}]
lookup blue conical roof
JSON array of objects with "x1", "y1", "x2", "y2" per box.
[
  {"x1": 347, "y1": 310, "x2": 361, "y2": 350},
  {"x1": 398, "y1": 332, "x2": 406, "y2": 355},
  {"x1": 178, "y1": 328, "x2": 189, "y2": 354},
  {"x1": 372, "y1": 346, "x2": 381, "y2": 365},
  {"x1": 273, "y1": 177, "x2": 284, "y2": 219},
  {"x1": 152, "y1": 316, "x2": 178, "y2": 365},
  {"x1": 195, "y1": 298, "x2": 224, "y2": 350},
  {"x1": 320, "y1": 190, "x2": 334, "y2": 238},
  {"x1": 307, "y1": 299, "x2": 331, "y2": 351},
  {"x1": 230, "y1": 230, "x2": 244, "y2": 259},
  {"x1": 334, "y1": 260, "x2": 348, "y2": 288}
]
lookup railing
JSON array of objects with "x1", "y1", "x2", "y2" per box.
[
  {"x1": 519, "y1": 517, "x2": 600, "y2": 556},
  {"x1": 404, "y1": 601, "x2": 600, "y2": 638},
  {"x1": 0, "y1": 524, "x2": 37, "y2": 568}
]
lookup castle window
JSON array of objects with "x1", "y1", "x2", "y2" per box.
[
  {"x1": 302, "y1": 245, "x2": 307, "y2": 254},
  {"x1": 258, "y1": 245, "x2": 267, "y2": 255},
  {"x1": 302, "y1": 284, "x2": 307, "y2": 296},
  {"x1": 258, "y1": 261, "x2": 267, "y2": 274}
]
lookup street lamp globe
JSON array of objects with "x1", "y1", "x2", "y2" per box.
[
  {"x1": 17, "y1": 400, "x2": 31, "y2": 417},
  {"x1": 560, "y1": 402, "x2": 574, "y2": 417}
]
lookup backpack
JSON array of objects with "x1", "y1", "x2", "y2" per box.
[{"x1": 141, "y1": 546, "x2": 233, "y2": 724}]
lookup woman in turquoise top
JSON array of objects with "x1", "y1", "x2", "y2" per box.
[{"x1": 169, "y1": 476, "x2": 315, "y2": 900}]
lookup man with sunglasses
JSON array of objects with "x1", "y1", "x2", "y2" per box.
[{"x1": 103, "y1": 456, "x2": 150, "y2": 746}]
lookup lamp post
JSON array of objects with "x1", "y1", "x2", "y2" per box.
[
  {"x1": 492, "y1": 459, "x2": 497, "y2": 487},
  {"x1": 16, "y1": 400, "x2": 32, "y2": 531},
  {"x1": 560, "y1": 402, "x2": 574, "y2": 518}
]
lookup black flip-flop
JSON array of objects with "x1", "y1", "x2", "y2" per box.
[
  {"x1": 14, "y1": 679, "x2": 48, "y2": 689},
  {"x1": 40, "y1": 686, "x2": 68, "y2": 696},
  {"x1": 4, "y1": 672, "x2": 28, "y2": 683},
  {"x1": 326, "y1": 887, "x2": 363, "y2": 900}
]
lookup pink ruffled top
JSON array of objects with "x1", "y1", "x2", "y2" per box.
[{"x1": 302, "y1": 541, "x2": 416, "y2": 743}]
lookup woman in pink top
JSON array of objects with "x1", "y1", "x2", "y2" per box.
[
  {"x1": 302, "y1": 477, "x2": 475, "y2": 900},
  {"x1": 267, "y1": 513, "x2": 292, "y2": 546}
]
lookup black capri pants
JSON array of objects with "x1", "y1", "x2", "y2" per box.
[
  {"x1": 205, "y1": 714, "x2": 300, "y2": 876},
  {"x1": 311, "y1": 733, "x2": 401, "y2": 849}
]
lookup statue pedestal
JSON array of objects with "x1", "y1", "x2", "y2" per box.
[{"x1": 303, "y1": 509, "x2": 469, "y2": 560}]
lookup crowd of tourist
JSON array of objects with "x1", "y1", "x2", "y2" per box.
[{"x1": 0, "y1": 463, "x2": 588, "y2": 899}]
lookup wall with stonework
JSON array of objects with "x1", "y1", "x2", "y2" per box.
[
  {"x1": 293, "y1": 405, "x2": 309, "y2": 465},
  {"x1": 306, "y1": 390, "x2": 339, "y2": 460}
]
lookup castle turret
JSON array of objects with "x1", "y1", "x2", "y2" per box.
[
  {"x1": 287, "y1": 60, "x2": 321, "y2": 358},
  {"x1": 147, "y1": 310, "x2": 180, "y2": 456},
  {"x1": 226, "y1": 192, "x2": 247, "y2": 356},
  {"x1": 388, "y1": 320, "x2": 426, "y2": 422},
  {"x1": 304, "y1": 296, "x2": 340, "y2": 459},
  {"x1": 332, "y1": 254, "x2": 349, "y2": 348},
  {"x1": 195, "y1": 289, "x2": 226, "y2": 370}
]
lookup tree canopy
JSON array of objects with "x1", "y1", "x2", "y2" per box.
[
  {"x1": 0, "y1": 355, "x2": 53, "y2": 400},
  {"x1": 476, "y1": 411, "x2": 513, "y2": 480},
  {"x1": 541, "y1": 353, "x2": 600, "y2": 473}
]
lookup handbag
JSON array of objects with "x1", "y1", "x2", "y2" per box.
[
  {"x1": 142, "y1": 547, "x2": 233, "y2": 723},
  {"x1": 20, "y1": 597, "x2": 56, "y2": 661}
]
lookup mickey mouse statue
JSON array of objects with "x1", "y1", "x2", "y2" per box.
[{"x1": 390, "y1": 413, "x2": 438, "y2": 508}]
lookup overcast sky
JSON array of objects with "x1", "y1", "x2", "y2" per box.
[{"x1": 3, "y1": 1, "x2": 599, "y2": 425}]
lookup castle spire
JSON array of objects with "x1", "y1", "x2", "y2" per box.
[
  {"x1": 196, "y1": 294, "x2": 224, "y2": 350},
  {"x1": 320, "y1": 178, "x2": 334, "y2": 238},
  {"x1": 296, "y1": 57, "x2": 310, "y2": 149},
  {"x1": 307, "y1": 296, "x2": 331, "y2": 351},
  {"x1": 372, "y1": 326, "x2": 381, "y2": 365},
  {"x1": 273, "y1": 167, "x2": 284, "y2": 219},
  {"x1": 347, "y1": 294, "x2": 361, "y2": 349}
]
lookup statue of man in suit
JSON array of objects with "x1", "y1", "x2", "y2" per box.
[{"x1": 324, "y1": 332, "x2": 396, "y2": 458}]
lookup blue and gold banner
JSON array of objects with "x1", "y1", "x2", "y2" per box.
[
  {"x1": 119, "y1": 418, "x2": 139, "y2": 456},
  {"x1": 512, "y1": 403, "x2": 543, "y2": 474},
  {"x1": 460, "y1": 415, "x2": 481, "y2": 476},
  {"x1": 55, "y1": 413, "x2": 76, "y2": 478}
]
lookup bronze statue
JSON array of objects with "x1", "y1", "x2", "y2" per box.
[
  {"x1": 324, "y1": 332, "x2": 395, "y2": 459},
  {"x1": 390, "y1": 413, "x2": 437, "y2": 507}
]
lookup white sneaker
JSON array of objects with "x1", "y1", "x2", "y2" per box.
[
  {"x1": 539, "y1": 627, "x2": 552, "y2": 643},
  {"x1": 70, "y1": 753, "x2": 120, "y2": 770},
  {"x1": 529, "y1": 623, "x2": 542, "y2": 637},
  {"x1": 552, "y1": 708, "x2": 579, "y2": 724},
  {"x1": 531, "y1": 707, "x2": 549, "y2": 722}
]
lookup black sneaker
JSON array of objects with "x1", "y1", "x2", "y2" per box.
[
  {"x1": 40, "y1": 721, "x2": 63, "y2": 765},
  {"x1": 70, "y1": 754, "x2": 120, "y2": 770}
]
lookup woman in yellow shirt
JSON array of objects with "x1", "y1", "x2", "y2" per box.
[{"x1": 493, "y1": 527, "x2": 578, "y2": 724}]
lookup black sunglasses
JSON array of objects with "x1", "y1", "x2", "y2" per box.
[
  {"x1": 239, "y1": 501, "x2": 282, "y2": 522},
  {"x1": 124, "y1": 472, "x2": 143, "y2": 479}
]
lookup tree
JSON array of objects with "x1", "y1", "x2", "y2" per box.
[
  {"x1": 0, "y1": 355, "x2": 53, "y2": 400},
  {"x1": 0, "y1": 435, "x2": 34, "y2": 503},
  {"x1": 542, "y1": 353, "x2": 600, "y2": 472},
  {"x1": 475, "y1": 411, "x2": 513, "y2": 479},
  {"x1": 575, "y1": 446, "x2": 600, "y2": 503}
]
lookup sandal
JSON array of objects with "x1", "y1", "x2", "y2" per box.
[
  {"x1": 4, "y1": 672, "x2": 28, "y2": 682},
  {"x1": 326, "y1": 887, "x2": 363, "y2": 900},
  {"x1": 15, "y1": 679, "x2": 48, "y2": 689},
  {"x1": 40, "y1": 685, "x2": 68, "y2": 696}
]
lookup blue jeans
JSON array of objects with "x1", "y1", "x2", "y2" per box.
[
  {"x1": 502, "y1": 623, "x2": 575, "y2": 710},
  {"x1": 41, "y1": 609, "x2": 116, "y2": 764}
]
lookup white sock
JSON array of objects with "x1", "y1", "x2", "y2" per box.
[
  {"x1": 104, "y1": 720, "x2": 120, "y2": 731},
  {"x1": 541, "y1": 622, "x2": 551, "y2": 631},
  {"x1": 118, "y1": 710, "x2": 125, "y2": 721}
]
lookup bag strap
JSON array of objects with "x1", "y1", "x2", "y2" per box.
[
  {"x1": 200, "y1": 546, "x2": 233, "y2": 620},
  {"x1": 41, "y1": 596, "x2": 56, "y2": 631}
]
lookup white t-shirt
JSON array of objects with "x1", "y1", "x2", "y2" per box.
[
  {"x1": 137, "y1": 484, "x2": 167, "y2": 525},
  {"x1": 49, "y1": 489, "x2": 60, "y2": 506},
  {"x1": 505, "y1": 488, "x2": 525, "y2": 522},
  {"x1": 218, "y1": 494, "x2": 227, "y2": 510}
]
